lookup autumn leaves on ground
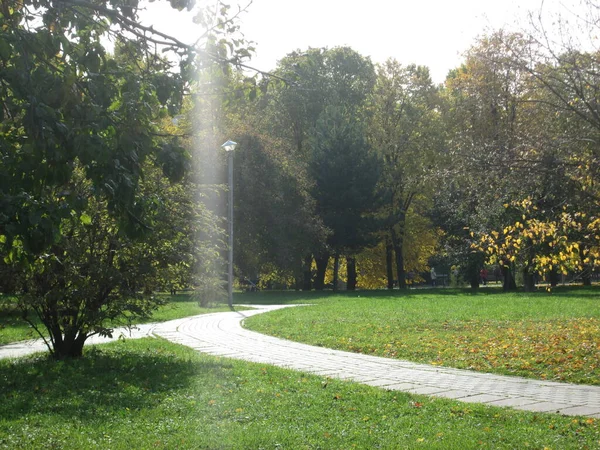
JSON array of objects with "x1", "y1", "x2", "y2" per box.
[{"x1": 244, "y1": 287, "x2": 600, "y2": 386}]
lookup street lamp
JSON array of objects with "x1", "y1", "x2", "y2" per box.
[{"x1": 221, "y1": 140, "x2": 238, "y2": 309}]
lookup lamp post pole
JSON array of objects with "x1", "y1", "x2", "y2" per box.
[{"x1": 221, "y1": 140, "x2": 238, "y2": 309}]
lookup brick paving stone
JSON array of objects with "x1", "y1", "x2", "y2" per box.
[
  {"x1": 518, "y1": 402, "x2": 571, "y2": 413},
  {"x1": 334, "y1": 372, "x2": 362, "y2": 380},
  {"x1": 381, "y1": 383, "x2": 420, "y2": 391},
  {"x1": 458, "y1": 393, "x2": 508, "y2": 404},
  {"x1": 554, "y1": 406, "x2": 600, "y2": 416},
  {"x1": 486, "y1": 398, "x2": 545, "y2": 407},
  {"x1": 311, "y1": 370, "x2": 342, "y2": 377},
  {"x1": 2, "y1": 304, "x2": 600, "y2": 418},
  {"x1": 434, "y1": 390, "x2": 479, "y2": 400},
  {"x1": 348, "y1": 375, "x2": 380, "y2": 383},
  {"x1": 364, "y1": 378, "x2": 402, "y2": 387},
  {"x1": 404, "y1": 386, "x2": 452, "y2": 395}
]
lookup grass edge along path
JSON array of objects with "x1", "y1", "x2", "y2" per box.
[
  {"x1": 244, "y1": 288, "x2": 600, "y2": 386},
  {"x1": 0, "y1": 338, "x2": 599, "y2": 449}
]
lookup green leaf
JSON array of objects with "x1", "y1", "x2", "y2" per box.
[
  {"x1": 0, "y1": 37, "x2": 10, "y2": 61},
  {"x1": 79, "y1": 213, "x2": 92, "y2": 225}
]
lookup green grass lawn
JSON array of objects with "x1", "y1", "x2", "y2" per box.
[
  {"x1": 244, "y1": 286, "x2": 600, "y2": 385},
  {"x1": 1, "y1": 338, "x2": 598, "y2": 449},
  {"x1": 0, "y1": 296, "x2": 37, "y2": 346},
  {"x1": 0, "y1": 293, "x2": 236, "y2": 346}
]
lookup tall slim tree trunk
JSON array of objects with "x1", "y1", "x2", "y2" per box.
[
  {"x1": 523, "y1": 270, "x2": 536, "y2": 292},
  {"x1": 390, "y1": 228, "x2": 406, "y2": 289},
  {"x1": 347, "y1": 256, "x2": 357, "y2": 291},
  {"x1": 332, "y1": 254, "x2": 340, "y2": 292},
  {"x1": 467, "y1": 252, "x2": 480, "y2": 291},
  {"x1": 581, "y1": 249, "x2": 592, "y2": 286},
  {"x1": 386, "y1": 240, "x2": 394, "y2": 289},
  {"x1": 469, "y1": 270, "x2": 480, "y2": 290},
  {"x1": 394, "y1": 247, "x2": 406, "y2": 289},
  {"x1": 302, "y1": 254, "x2": 312, "y2": 291},
  {"x1": 523, "y1": 246, "x2": 536, "y2": 292},
  {"x1": 314, "y1": 254, "x2": 329, "y2": 290}
]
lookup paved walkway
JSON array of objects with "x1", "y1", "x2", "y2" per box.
[{"x1": 2, "y1": 304, "x2": 600, "y2": 418}]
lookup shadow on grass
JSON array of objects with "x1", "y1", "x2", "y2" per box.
[
  {"x1": 0, "y1": 338, "x2": 229, "y2": 422},
  {"x1": 234, "y1": 287, "x2": 509, "y2": 304},
  {"x1": 235, "y1": 284, "x2": 600, "y2": 305},
  {"x1": 155, "y1": 293, "x2": 196, "y2": 303},
  {"x1": 233, "y1": 290, "x2": 339, "y2": 305}
]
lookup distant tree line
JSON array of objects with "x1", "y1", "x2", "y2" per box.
[{"x1": 224, "y1": 3, "x2": 600, "y2": 294}]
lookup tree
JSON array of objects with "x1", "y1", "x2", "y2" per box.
[
  {"x1": 0, "y1": 0, "x2": 244, "y2": 357},
  {"x1": 11, "y1": 168, "x2": 162, "y2": 357},
  {"x1": 261, "y1": 46, "x2": 377, "y2": 290},
  {"x1": 249, "y1": 48, "x2": 327, "y2": 290},
  {"x1": 230, "y1": 130, "x2": 326, "y2": 288},
  {"x1": 459, "y1": 12, "x2": 600, "y2": 289},
  {"x1": 476, "y1": 198, "x2": 589, "y2": 289},
  {"x1": 370, "y1": 60, "x2": 443, "y2": 288},
  {"x1": 198, "y1": 64, "x2": 330, "y2": 291},
  {"x1": 434, "y1": 31, "x2": 539, "y2": 290},
  {"x1": 137, "y1": 156, "x2": 225, "y2": 302},
  {"x1": 308, "y1": 106, "x2": 382, "y2": 290}
]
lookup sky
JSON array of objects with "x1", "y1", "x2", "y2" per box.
[{"x1": 139, "y1": 0, "x2": 586, "y2": 83}]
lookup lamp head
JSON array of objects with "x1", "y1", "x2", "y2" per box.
[{"x1": 221, "y1": 140, "x2": 238, "y2": 152}]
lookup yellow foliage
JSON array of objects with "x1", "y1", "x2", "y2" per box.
[
  {"x1": 473, "y1": 196, "x2": 600, "y2": 277},
  {"x1": 354, "y1": 243, "x2": 391, "y2": 289},
  {"x1": 356, "y1": 213, "x2": 440, "y2": 289}
]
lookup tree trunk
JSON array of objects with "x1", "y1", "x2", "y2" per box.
[
  {"x1": 390, "y1": 228, "x2": 406, "y2": 289},
  {"x1": 467, "y1": 252, "x2": 482, "y2": 291},
  {"x1": 314, "y1": 254, "x2": 329, "y2": 290},
  {"x1": 580, "y1": 246, "x2": 592, "y2": 286},
  {"x1": 294, "y1": 276, "x2": 302, "y2": 291},
  {"x1": 522, "y1": 269, "x2": 536, "y2": 292},
  {"x1": 548, "y1": 268, "x2": 559, "y2": 288},
  {"x1": 394, "y1": 246, "x2": 406, "y2": 289},
  {"x1": 581, "y1": 263, "x2": 592, "y2": 286},
  {"x1": 523, "y1": 245, "x2": 537, "y2": 292},
  {"x1": 469, "y1": 270, "x2": 480, "y2": 290},
  {"x1": 51, "y1": 331, "x2": 88, "y2": 359},
  {"x1": 332, "y1": 254, "x2": 340, "y2": 292},
  {"x1": 501, "y1": 262, "x2": 517, "y2": 291},
  {"x1": 385, "y1": 241, "x2": 394, "y2": 289},
  {"x1": 302, "y1": 254, "x2": 312, "y2": 291},
  {"x1": 347, "y1": 256, "x2": 357, "y2": 291}
]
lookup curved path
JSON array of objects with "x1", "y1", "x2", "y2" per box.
[{"x1": 2, "y1": 304, "x2": 600, "y2": 418}]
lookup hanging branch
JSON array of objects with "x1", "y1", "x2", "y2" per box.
[{"x1": 54, "y1": 0, "x2": 294, "y2": 84}]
